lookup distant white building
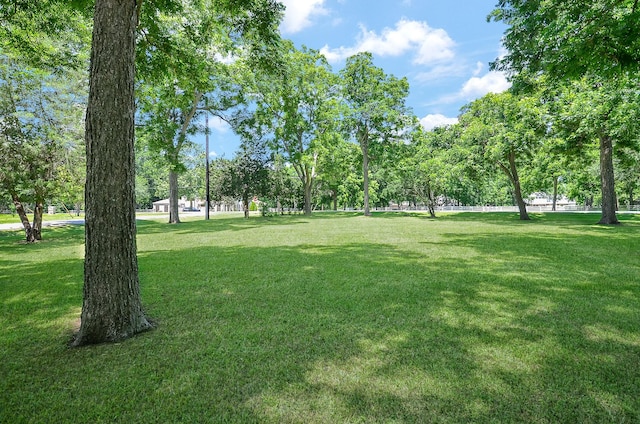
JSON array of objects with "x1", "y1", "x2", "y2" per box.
[
  {"x1": 527, "y1": 192, "x2": 576, "y2": 207},
  {"x1": 152, "y1": 197, "x2": 199, "y2": 213}
]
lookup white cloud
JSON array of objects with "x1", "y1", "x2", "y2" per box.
[
  {"x1": 320, "y1": 19, "x2": 455, "y2": 64},
  {"x1": 472, "y1": 61, "x2": 484, "y2": 77},
  {"x1": 432, "y1": 70, "x2": 511, "y2": 106},
  {"x1": 459, "y1": 71, "x2": 511, "y2": 99},
  {"x1": 415, "y1": 64, "x2": 466, "y2": 84},
  {"x1": 420, "y1": 114, "x2": 458, "y2": 131},
  {"x1": 280, "y1": 0, "x2": 328, "y2": 34},
  {"x1": 208, "y1": 116, "x2": 230, "y2": 133}
]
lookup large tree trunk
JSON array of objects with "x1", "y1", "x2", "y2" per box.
[
  {"x1": 74, "y1": 0, "x2": 152, "y2": 347},
  {"x1": 598, "y1": 133, "x2": 619, "y2": 224},
  {"x1": 168, "y1": 168, "x2": 180, "y2": 224}
]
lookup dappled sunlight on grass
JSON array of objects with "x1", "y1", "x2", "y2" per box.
[{"x1": 2, "y1": 212, "x2": 640, "y2": 422}]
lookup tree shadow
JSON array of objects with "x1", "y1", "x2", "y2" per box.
[{"x1": 1, "y1": 215, "x2": 639, "y2": 422}]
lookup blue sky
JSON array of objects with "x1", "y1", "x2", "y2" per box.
[{"x1": 206, "y1": 0, "x2": 510, "y2": 157}]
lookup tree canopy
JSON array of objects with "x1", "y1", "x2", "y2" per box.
[{"x1": 490, "y1": 0, "x2": 640, "y2": 78}]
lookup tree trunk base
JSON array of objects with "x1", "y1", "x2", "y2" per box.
[{"x1": 71, "y1": 319, "x2": 154, "y2": 347}]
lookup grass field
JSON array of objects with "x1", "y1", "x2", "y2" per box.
[
  {"x1": 1, "y1": 212, "x2": 639, "y2": 423},
  {"x1": 0, "y1": 212, "x2": 85, "y2": 224}
]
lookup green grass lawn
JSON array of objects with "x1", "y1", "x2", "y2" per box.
[
  {"x1": 0, "y1": 212, "x2": 84, "y2": 224},
  {"x1": 1, "y1": 212, "x2": 639, "y2": 423}
]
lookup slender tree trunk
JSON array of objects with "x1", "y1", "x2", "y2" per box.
[
  {"x1": 32, "y1": 200, "x2": 43, "y2": 241},
  {"x1": 361, "y1": 137, "x2": 371, "y2": 216},
  {"x1": 552, "y1": 176, "x2": 558, "y2": 211},
  {"x1": 426, "y1": 180, "x2": 436, "y2": 218},
  {"x1": 74, "y1": 0, "x2": 152, "y2": 347},
  {"x1": 11, "y1": 194, "x2": 34, "y2": 242},
  {"x1": 169, "y1": 168, "x2": 180, "y2": 224},
  {"x1": 598, "y1": 133, "x2": 620, "y2": 224},
  {"x1": 499, "y1": 151, "x2": 530, "y2": 220},
  {"x1": 302, "y1": 153, "x2": 317, "y2": 216},
  {"x1": 243, "y1": 195, "x2": 249, "y2": 219},
  {"x1": 332, "y1": 189, "x2": 338, "y2": 211},
  {"x1": 303, "y1": 180, "x2": 313, "y2": 215}
]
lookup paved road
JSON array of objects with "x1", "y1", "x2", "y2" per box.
[
  {"x1": 0, "y1": 211, "x2": 210, "y2": 232},
  {"x1": 0, "y1": 219, "x2": 85, "y2": 231}
]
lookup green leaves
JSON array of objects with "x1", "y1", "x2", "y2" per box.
[
  {"x1": 491, "y1": 0, "x2": 640, "y2": 78},
  {"x1": 0, "y1": 0, "x2": 91, "y2": 70}
]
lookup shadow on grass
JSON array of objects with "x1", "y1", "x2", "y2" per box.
[
  {"x1": 136, "y1": 214, "x2": 314, "y2": 236},
  {"x1": 1, "y1": 214, "x2": 639, "y2": 422}
]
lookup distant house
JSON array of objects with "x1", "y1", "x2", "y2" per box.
[
  {"x1": 527, "y1": 192, "x2": 576, "y2": 208},
  {"x1": 152, "y1": 197, "x2": 198, "y2": 213}
]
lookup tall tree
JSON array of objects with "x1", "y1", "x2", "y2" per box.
[
  {"x1": 316, "y1": 135, "x2": 358, "y2": 211},
  {"x1": 0, "y1": 46, "x2": 87, "y2": 242},
  {"x1": 490, "y1": 0, "x2": 640, "y2": 223},
  {"x1": 217, "y1": 144, "x2": 271, "y2": 218},
  {"x1": 136, "y1": 0, "x2": 283, "y2": 224},
  {"x1": 459, "y1": 91, "x2": 546, "y2": 220},
  {"x1": 340, "y1": 52, "x2": 412, "y2": 216},
  {"x1": 549, "y1": 77, "x2": 640, "y2": 223},
  {"x1": 73, "y1": 0, "x2": 152, "y2": 346},
  {"x1": 247, "y1": 43, "x2": 340, "y2": 215}
]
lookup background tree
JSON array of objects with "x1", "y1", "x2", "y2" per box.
[
  {"x1": 267, "y1": 152, "x2": 304, "y2": 214},
  {"x1": 458, "y1": 90, "x2": 546, "y2": 220},
  {"x1": 549, "y1": 77, "x2": 640, "y2": 223},
  {"x1": 340, "y1": 52, "x2": 413, "y2": 216},
  {"x1": 217, "y1": 144, "x2": 271, "y2": 218},
  {"x1": 315, "y1": 136, "x2": 358, "y2": 211},
  {"x1": 0, "y1": 55, "x2": 86, "y2": 241},
  {"x1": 490, "y1": 0, "x2": 640, "y2": 223},
  {"x1": 136, "y1": 0, "x2": 283, "y2": 224},
  {"x1": 135, "y1": 142, "x2": 169, "y2": 209},
  {"x1": 247, "y1": 43, "x2": 340, "y2": 215},
  {"x1": 407, "y1": 126, "x2": 457, "y2": 217}
]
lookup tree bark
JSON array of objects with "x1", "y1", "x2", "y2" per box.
[
  {"x1": 509, "y1": 152, "x2": 530, "y2": 220},
  {"x1": 11, "y1": 194, "x2": 34, "y2": 242},
  {"x1": 499, "y1": 150, "x2": 530, "y2": 220},
  {"x1": 598, "y1": 133, "x2": 620, "y2": 224},
  {"x1": 243, "y1": 195, "x2": 249, "y2": 219},
  {"x1": 168, "y1": 168, "x2": 181, "y2": 224},
  {"x1": 360, "y1": 131, "x2": 371, "y2": 216},
  {"x1": 426, "y1": 180, "x2": 436, "y2": 218},
  {"x1": 552, "y1": 176, "x2": 558, "y2": 212},
  {"x1": 74, "y1": 0, "x2": 152, "y2": 346},
  {"x1": 32, "y1": 200, "x2": 43, "y2": 241}
]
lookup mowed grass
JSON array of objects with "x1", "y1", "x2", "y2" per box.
[
  {"x1": 1, "y1": 212, "x2": 639, "y2": 423},
  {"x1": 0, "y1": 212, "x2": 84, "y2": 224}
]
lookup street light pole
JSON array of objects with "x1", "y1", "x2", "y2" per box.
[{"x1": 205, "y1": 109, "x2": 210, "y2": 220}]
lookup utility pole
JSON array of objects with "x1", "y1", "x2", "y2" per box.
[{"x1": 205, "y1": 109, "x2": 210, "y2": 220}]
